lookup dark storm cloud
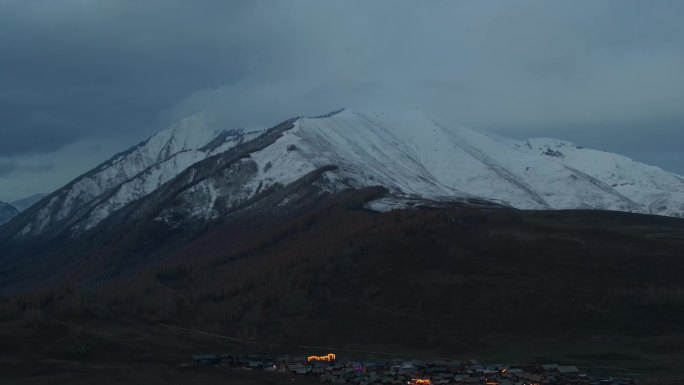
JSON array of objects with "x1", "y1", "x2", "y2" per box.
[
  {"x1": 160, "y1": 2, "x2": 684, "y2": 127},
  {"x1": 0, "y1": 0, "x2": 254, "y2": 154},
  {"x1": 0, "y1": 0, "x2": 683, "y2": 201}
]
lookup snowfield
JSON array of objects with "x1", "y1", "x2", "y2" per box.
[
  {"x1": 266, "y1": 109, "x2": 683, "y2": 216},
  {"x1": 9, "y1": 108, "x2": 684, "y2": 239}
]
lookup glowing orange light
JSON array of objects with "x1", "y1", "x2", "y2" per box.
[
  {"x1": 307, "y1": 353, "x2": 336, "y2": 362},
  {"x1": 409, "y1": 379, "x2": 432, "y2": 385}
]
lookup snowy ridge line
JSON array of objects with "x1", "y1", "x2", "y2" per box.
[
  {"x1": 433, "y1": 121, "x2": 551, "y2": 208},
  {"x1": 66, "y1": 148, "x2": 206, "y2": 232},
  {"x1": 3, "y1": 108, "x2": 684, "y2": 243},
  {"x1": 0, "y1": 110, "x2": 234, "y2": 240},
  {"x1": 91, "y1": 117, "x2": 302, "y2": 235},
  {"x1": 558, "y1": 163, "x2": 640, "y2": 207},
  {"x1": 285, "y1": 109, "x2": 684, "y2": 216}
]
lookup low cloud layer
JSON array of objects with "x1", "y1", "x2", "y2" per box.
[
  {"x1": 0, "y1": 162, "x2": 53, "y2": 177},
  {"x1": 0, "y1": 0, "x2": 683, "y2": 201}
]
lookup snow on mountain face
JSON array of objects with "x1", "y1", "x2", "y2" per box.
[
  {"x1": 240, "y1": 109, "x2": 684, "y2": 217},
  {"x1": 517, "y1": 138, "x2": 684, "y2": 217},
  {"x1": 5, "y1": 108, "x2": 684, "y2": 241},
  {"x1": 12, "y1": 110, "x2": 261, "y2": 237}
]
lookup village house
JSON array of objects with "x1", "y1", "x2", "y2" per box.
[
  {"x1": 187, "y1": 351, "x2": 637, "y2": 385},
  {"x1": 190, "y1": 354, "x2": 220, "y2": 365}
]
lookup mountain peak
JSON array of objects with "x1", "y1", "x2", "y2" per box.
[
  {"x1": 3, "y1": 109, "x2": 684, "y2": 243},
  {"x1": 287, "y1": 110, "x2": 684, "y2": 215},
  {"x1": 150, "y1": 109, "x2": 220, "y2": 157},
  {"x1": 1, "y1": 110, "x2": 258, "y2": 239}
]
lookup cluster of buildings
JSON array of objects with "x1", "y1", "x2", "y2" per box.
[{"x1": 189, "y1": 353, "x2": 638, "y2": 385}]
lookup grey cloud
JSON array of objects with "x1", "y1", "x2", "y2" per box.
[
  {"x1": 505, "y1": 120, "x2": 684, "y2": 154},
  {"x1": 0, "y1": 0, "x2": 683, "y2": 200},
  {"x1": 0, "y1": 0, "x2": 254, "y2": 154},
  {"x1": 162, "y1": 1, "x2": 684, "y2": 130}
]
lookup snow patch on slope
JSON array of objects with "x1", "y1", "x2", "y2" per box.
[
  {"x1": 17, "y1": 110, "x2": 261, "y2": 236},
  {"x1": 519, "y1": 138, "x2": 684, "y2": 216},
  {"x1": 254, "y1": 109, "x2": 682, "y2": 216}
]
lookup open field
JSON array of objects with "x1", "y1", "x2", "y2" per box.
[
  {"x1": 0, "y1": 318, "x2": 321, "y2": 385},
  {"x1": 1, "y1": 317, "x2": 684, "y2": 384}
]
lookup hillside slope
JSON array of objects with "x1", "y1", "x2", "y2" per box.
[{"x1": 5, "y1": 189, "x2": 684, "y2": 359}]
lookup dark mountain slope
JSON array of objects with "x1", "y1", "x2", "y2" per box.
[
  {"x1": 0, "y1": 118, "x2": 322, "y2": 289},
  {"x1": 5, "y1": 189, "x2": 684, "y2": 358}
]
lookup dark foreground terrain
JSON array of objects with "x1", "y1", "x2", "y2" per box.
[
  {"x1": 0, "y1": 318, "x2": 322, "y2": 385},
  {"x1": 2, "y1": 189, "x2": 684, "y2": 383},
  {"x1": 1, "y1": 317, "x2": 684, "y2": 384}
]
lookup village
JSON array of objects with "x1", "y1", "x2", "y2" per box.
[{"x1": 188, "y1": 352, "x2": 639, "y2": 385}]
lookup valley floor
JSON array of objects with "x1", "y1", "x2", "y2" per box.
[
  {"x1": 1, "y1": 318, "x2": 683, "y2": 385},
  {"x1": 0, "y1": 318, "x2": 318, "y2": 385}
]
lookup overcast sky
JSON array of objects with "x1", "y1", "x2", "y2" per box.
[{"x1": 1, "y1": 0, "x2": 683, "y2": 202}]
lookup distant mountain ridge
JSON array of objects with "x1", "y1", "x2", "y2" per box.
[
  {"x1": 0, "y1": 202, "x2": 19, "y2": 225},
  {"x1": 11, "y1": 193, "x2": 48, "y2": 212},
  {"x1": 2, "y1": 108, "x2": 684, "y2": 245},
  {"x1": 0, "y1": 193, "x2": 47, "y2": 226}
]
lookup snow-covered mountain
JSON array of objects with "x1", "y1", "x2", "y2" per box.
[
  {"x1": 171, "y1": 108, "x2": 683, "y2": 219},
  {"x1": 3, "y1": 108, "x2": 683, "y2": 242},
  {"x1": 2, "y1": 110, "x2": 263, "y2": 239},
  {"x1": 0, "y1": 202, "x2": 19, "y2": 225}
]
